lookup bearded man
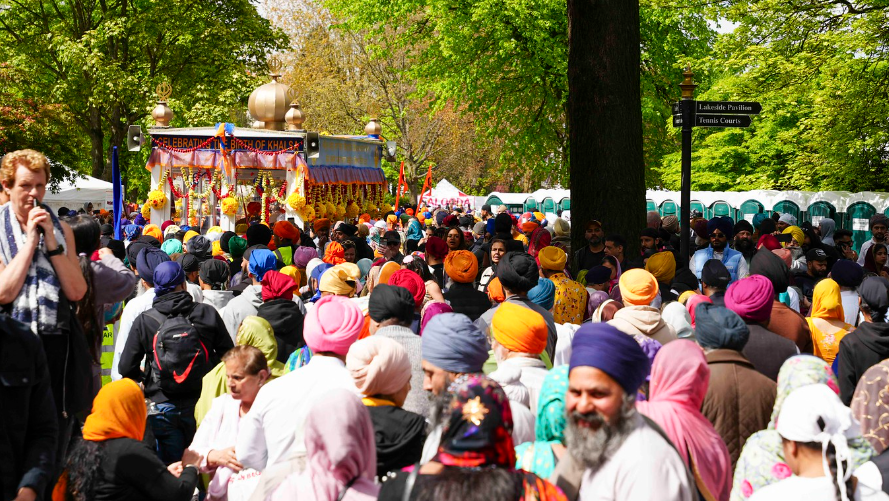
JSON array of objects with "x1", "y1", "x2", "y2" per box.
[
  {"x1": 557, "y1": 323, "x2": 694, "y2": 500},
  {"x1": 733, "y1": 219, "x2": 757, "y2": 264}
]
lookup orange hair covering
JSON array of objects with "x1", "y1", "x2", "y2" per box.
[{"x1": 323, "y1": 241, "x2": 346, "y2": 265}]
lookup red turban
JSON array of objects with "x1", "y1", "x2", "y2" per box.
[
  {"x1": 247, "y1": 201, "x2": 261, "y2": 215},
  {"x1": 425, "y1": 236, "x2": 448, "y2": 260},
  {"x1": 757, "y1": 234, "x2": 781, "y2": 251},
  {"x1": 261, "y1": 270, "x2": 296, "y2": 301},
  {"x1": 388, "y1": 269, "x2": 426, "y2": 308}
]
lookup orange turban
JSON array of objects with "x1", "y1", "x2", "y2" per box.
[
  {"x1": 619, "y1": 268, "x2": 660, "y2": 306},
  {"x1": 521, "y1": 221, "x2": 539, "y2": 233},
  {"x1": 323, "y1": 241, "x2": 346, "y2": 265},
  {"x1": 359, "y1": 213, "x2": 371, "y2": 223},
  {"x1": 378, "y1": 261, "x2": 400, "y2": 285},
  {"x1": 538, "y1": 246, "x2": 567, "y2": 271},
  {"x1": 279, "y1": 265, "x2": 302, "y2": 292},
  {"x1": 487, "y1": 277, "x2": 505, "y2": 303},
  {"x1": 274, "y1": 220, "x2": 299, "y2": 241},
  {"x1": 444, "y1": 250, "x2": 478, "y2": 283},
  {"x1": 387, "y1": 214, "x2": 397, "y2": 225},
  {"x1": 142, "y1": 224, "x2": 162, "y2": 241},
  {"x1": 313, "y1": 218, "x2": 331, "y2": 234},
  {"x1": 82, "y1": 379, "x2": 146, "y2": 442},
  {"x1": 491, "y1": 302, "x2": 547, "y2": 354},
  {"x1": 406, "y1": 208, "x2": 414, "y2": 216}
]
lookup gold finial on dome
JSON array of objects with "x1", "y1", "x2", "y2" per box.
[
  {"x1": 152, "y1": 82, "x2": 173, "y2": 127},
  {"x1": 365, "y1": 117, "x2": 382, "y2": 136},
  {"x1": 285, "y1": 101, "x2": 305, "y2": 131}
]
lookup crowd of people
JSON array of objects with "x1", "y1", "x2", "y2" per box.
[{"x1": 5, "y1": 147, "x2": 889, "y2": 501}]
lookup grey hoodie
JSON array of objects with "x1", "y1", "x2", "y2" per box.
[{"x1": 819, "y1": 218, "x2": 836, "y2": 246}]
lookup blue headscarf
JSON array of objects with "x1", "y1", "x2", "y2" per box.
[
  {"x1": 527, "y1": 278, "x2": 556, "y2": 310},
  {"x1": 248, "y1": 249, "x2": 277, "y2": 282},
  {"x1": 570, "y1": 323, "x2": 650, "y2": 394},
  {"x1": 694, "y1": 303, "x2": 750, "y2": 351},
  {"x1": 136, "y1": 246, "x2": 171, "y2": 287},
  {"x1": 309, "y1": 263, "x2": 334, "y2": 302},
  {"x1": 422, "y1": 313, "x2": 490, "y2": 373},
  {"x1": 123, "y1": 224, "x2": 141, "y2": 241},
  {"x1": 153, "y1": 261, "x2": 185, "y2": 296},
  {"x1": 486, "y1": 218, "x2": 496, "y2": 237},
  {"x1": 406, "y1": 219, "x2": 423, "y2": 242}
]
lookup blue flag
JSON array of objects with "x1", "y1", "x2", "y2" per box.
[{"x1": 112, "y1": 146, "x2": 122, "y2": 239}]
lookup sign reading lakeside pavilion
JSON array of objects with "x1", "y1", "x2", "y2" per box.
[{"x1": 671, "y1": 101, "x2": 762, "y2": 116}]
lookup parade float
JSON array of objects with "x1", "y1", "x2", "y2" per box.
[{"x1": 140, "y1": 76, "x2": 391, "y2": 231}]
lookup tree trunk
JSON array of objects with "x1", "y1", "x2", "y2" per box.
[
  {"x1": 88, "y1": 107, "x2": 105, "y2": 179},
  {"x1": 567, "y1": 0, "x2": 645, "y2": 261}
]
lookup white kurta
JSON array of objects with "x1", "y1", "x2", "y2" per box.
[
  {"x1": 579, "y1": 413, "x2": 694, "y2": 501},
  {"x1": 748, "y1": 474, "x2": 888, "y2": 501},
  {"x1": 235, "y1": 356, "x2": 359, "y2": 471}
]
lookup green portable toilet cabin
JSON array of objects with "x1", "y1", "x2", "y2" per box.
[
  {"x1": 560, "y1": 198, "x2": 571, "y2": 211},
  {"x1": 524, "y1": 197, "x2": 538, "y2": 213},
  {"x1": 486, "y1": 195, "x2": 503, "y2": 208},
  {"x1": 738, "y1": 200, "x2": 765, "y2": 225},
  {"x1": 846, "y1": 202, "x2": 877, "y2": 254},
  {"x1": 711, "y1": 201, "x2": 732, "y2": 218},
  {"x1": 690, "y1": 201, "x2": 707, "y2": 219},
  {"x1": 646, "y1": 200, "x2": 657, "y2": 213},
  {"x1": 773, "y1": 201, "x2": 801, "y2": 223},
  {"x1": 660, "y1": 200, "x2": 678, "y2": 217},
  {"x1": 807, "y1": 201, "x2": 836, "y2": 228},
  {"x1": 541, "y1": 197, "x2": 556, "y2": 214}
]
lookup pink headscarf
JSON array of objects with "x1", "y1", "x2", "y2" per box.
[
  {"x1": 421, "y1": 301, "x2": 453, "y2": 335},
  {"x1": 636, "y1": 340, "x2": 732, "y2": 501},
  {"x1": 303, "y1": 295, "x2": 363, "y2": 355},
  {"x1": 725, "y1": 275, "x2": 774, "y2": 323},
  {"x1": 271, "y1": 390, "x2": 378, "y2": 501},
  {"x1": 685, "y1": 294, "x2": 713, "y2": 329},
  {"x1": 346, "y1": 337, "x2": 412, "y2": 397}
]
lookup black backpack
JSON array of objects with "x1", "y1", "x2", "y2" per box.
[{"x1": 144, "y1": 308, "x2": 210, "y2": 396}]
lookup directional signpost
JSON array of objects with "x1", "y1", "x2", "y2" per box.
[{"x1": 673, "y1": 67, "x2": 762, "y2": 268}]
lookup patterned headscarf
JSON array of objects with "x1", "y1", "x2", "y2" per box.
[
  {"x1": 851, "y1": 360, "x2": 889, "y2": 454},
  {"x1": 731, "y1": 355, "x2": 874, "y2": 500},
  {"x1": 434, "y1": 375, "x2": 515, "y2": 468}
]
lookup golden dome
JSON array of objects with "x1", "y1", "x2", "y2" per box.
[
  {"x1": 285, "y1": 102, "x2": 305, "y2": 130},
  {"x1": 365, "y1": 117, "x2": 382, "y2": 136},
  {"x1": 248, "y1": 74, "x2": 293, "y2": 130}
]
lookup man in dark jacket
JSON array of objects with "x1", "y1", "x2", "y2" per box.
[
  {"x1": 749, "y1": 248, "x2": 813, "y2": 354},
  {"x1": 443, "y1": 250, "x2": 491, "y2": 321},
  {"x1": 838, "y1": 276, "x2": 889, "y2": 405},
  {"x1": 119, "y1": 261, "x2": 233, "y2": 464},
  {"x1": 0, "y1": 315, "x2": 57, "y2": 501},
  {"x1": 701, "y1": 259, "x2": 731, "y2": 307}
]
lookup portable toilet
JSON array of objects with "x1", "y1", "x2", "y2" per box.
[
  {"x1": 646, "y1": 200, "x2": 657, "y2": 213},
  {"x1": 690, "y1": 200, "x2": 706, "y2": 218},
  {"x1": 846, "y1": 201, "x2": 876, "y2": 254},
  {"x1": 541, "y1": 197, "x2": 556, "y2": 214},
  {"x1": 773, "y1": 201, "x2": 801, "y2": 223},
  {"x1": 560, "y1": 198, "x2": 571, "y2": 212},
  {"x1": 524, "y1": 197, "x2": 538, "y2": 213},
  {"x1": 807, "y1": 201, "x2": 836, "y2": 228},
  {"x1": 738, "y1": 200, "x2": 765, "y2": 224},
  {"x1": 660, "y1": 200, "x2": 678, "y2": 217},
  {"x1": 711, "y1": 201, "x2": 733, "y2": 219}
]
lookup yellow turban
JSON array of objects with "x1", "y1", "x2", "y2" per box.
[
  {"x1": 678, "y1": 290, "x2": 696, "y2": 305},
  {"x1": 279, "y1": 265, "x2": 302, "y2": 291},
  {"x1": 538, "y1": 246, "x2": 567, "y2": 271},
  {"x1": 619, "y1": 268, "x2": 660, "y2": 306},
  {"x1": 319, "y1": 262, "x2": 361, "y2": 297},
  {"x1": 491, "y1": 302, "x2": 547, "y2": 355},
  {"x1": 235, "y1": 223, "x2": 248, "y2": 236},
  {"x1": 142, "y1": 224, "x2": 162, "y2": 241},
  {"x1": 183, "y1": 230, "x2": 199, "y2": 243},
  {"x1": 645, "y1": 251, "x2": 676, "y2": 284},
  {"x1": 533, "y1": 212, "x2": 545, "y2": 222},
  {"x1": 783, "y1": 225, "x2": 805, "y2": 248},
  {"x1": 211, "y1": 240, "x2": 224, "y2": 257},
  {"x1": 378, "y1": 261, "x2": 400, "y2": 286},
  {"x1": 444, "y1": 250, "x2": 478, "y2": 283}
]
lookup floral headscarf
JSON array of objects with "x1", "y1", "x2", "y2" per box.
[
  {"x1": 515, "y1": 366, "x2": 568, "y2": 479},
  {"x1": 731, "y1": 355, "x2": 874, "y2": 500},
  {"x1": 851, "y1": 360, "x2": 889, "y2": 454}
]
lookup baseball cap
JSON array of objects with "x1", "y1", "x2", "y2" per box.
[{"x1": 806, "y1": 248, "x2": 828, "y2": 262}]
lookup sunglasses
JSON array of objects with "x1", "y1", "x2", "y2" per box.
[{"x1": 710, "y1": 233, "x2": 727, "y2": 239}]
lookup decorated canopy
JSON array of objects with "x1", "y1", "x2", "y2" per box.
[{"x1": 418, "y1": 179, "x2": 475, "y2": 209}]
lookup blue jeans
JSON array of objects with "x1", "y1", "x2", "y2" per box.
[{"x1": 148, "y1": 401, "x2": 196, "y2": 465}]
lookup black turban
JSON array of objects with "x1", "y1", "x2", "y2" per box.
[
  {"x1": 246, "y1": 224, "x2": 273, "y2": 247},
  {"x1": 105, "y1": 239, "x2": 126, "y2": 261},
  {"x1": 199, "y1": 259, "x2": 230, "y2": 290},
  {"x1": 135, "y1": 235, "x2": 161, "y2": 248},
  {"x1": 219, "y1": 231, "x2": 236, "y2": 253},
  {"x1": 831, "y1": 259, "x2": 864, "y2": 288},
  {"x1": 701, "y1": 259, "x2": 731, "y2": 289},
  {"x1": 749, "y1": 248, "x2": 789, "y2": 294},
  {"x1": 497, "y1": 252, "x2": 539, "y2": 293},
  {"x1": 368, "y1": 284, "x2": 415, "y2": 323},
  {"x1": 339, "y1": 223, "x2": 358, "y2": 237},
  {"x1": 694, "y1": 303, "x2": 750, "y2": 351},
  {"x1": 187, "y1": 235, "x2": 212, "y2": 261},
  {"x1": 759, "y1": 218, "x2": 777, "y2": 236},
  {"x1": 640, "y1": 227, "x2": 658, "y2": 239},
  {"x1": 494, "y1": 213, "x2": 513, "y2": 234},
  {"x1": 126, "y1": 241, "x2": 150, "y2": 269},
  {"x1": 176, "y1": 253, "x2": 201, "y2": 273},
  {"x1": 733, "y1": 219, "x2": 754, "y2": 235},
  {"x1": 100, "y1": 224, "x2": 113, "y2": 236},
  {"x1": 671, "y1": 268, "x2": 700, "y2": 293}
]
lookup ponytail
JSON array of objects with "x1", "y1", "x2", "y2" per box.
[{"x1": 824, "y1": 441, "x2": 855, "y2": 501}]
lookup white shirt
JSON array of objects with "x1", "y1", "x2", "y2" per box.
[
  {"x1": 579, "y1": 413, "x2": 693, "y2": 501},
  {"x1": 236, "y1": 356, "x2": 359, "y2": 471},
  {"x1": 748, "y1": 474, "x2": 888, "y2": 501},
  {"x1": 489, "y1": 357, "x2": 548, "y2": 415},
  {"x1": 841, "y1": 289, "x2": 863, "y2": 326},
  {"x1": 554, "y1": 323, "x2": 581, "y2": 367}
]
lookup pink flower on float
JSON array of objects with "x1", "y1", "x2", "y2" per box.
[
  {"x1": 771, "y1": 462, "x2": 792, "y2": 479},
  {"x1": 741, "y1": 480, "x2": 753, "y2": 497}
]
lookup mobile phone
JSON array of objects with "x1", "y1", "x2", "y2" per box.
[
  {"x1": 775, "y1": 233, "x2": 793, "y2": 243},
  {"x1": 33, "y1": 198, "x2": 44, "y2": 233}
]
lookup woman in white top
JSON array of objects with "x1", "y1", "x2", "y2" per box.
[
  {"x1": 188, "y1": 345, "x2": 270, "y2": 501},
  {"x1": 748, "y1": 384, "x2": 886, "y2": 501}
]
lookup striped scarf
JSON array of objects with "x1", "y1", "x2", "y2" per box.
[{"x1": 0, "y1": 202, "x2": 66, "y2": 335}]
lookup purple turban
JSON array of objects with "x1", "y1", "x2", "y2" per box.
[
  {"x1": 725, "y1": 274, "x2": 774, "y2": 323},
  {"x1": 569, "y1": 323, "x2": 650, "y2": 394},
  {"x1": 420, "y1": 301, "x2": 454, "y2": 335},
  {"x1": 293, "y1": 246, "x2": 318, "y2": 269}
]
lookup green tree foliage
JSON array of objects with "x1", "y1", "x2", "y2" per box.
[{"x1": 0, "y1": 0, "x2": 287, "y2": 199}]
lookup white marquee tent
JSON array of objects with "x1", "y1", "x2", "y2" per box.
[
  {"x1": 418, "y1": 179, "x2": 475, "y2": 209},
  {"x1": 43, "y1": 175, "x2": 114, "y2": 214}
]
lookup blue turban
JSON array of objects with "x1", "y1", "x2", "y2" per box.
[
  {"x1": 831, "y1": 259, "x2": 865, "y2": 288},
  {"x1": 486, "y1": 218, "x2": 496, "y2": 237},
  {"x1": 422, "y1": 312, "x2": 490, "y2": 373},
  {"x1": 136, "y1": 246, "x2": 171, "y2": 287},
  {"x1": 248, "y1": 249, "x2": 277, "y2": 281},
  {"x1": 527, "y1": 278, "x2": 556, "y2": 310},
  {"x1": 706, "y1": 216, "x2": 734, "y2": 239},
  {"x1": 570, "y1": 323, "x2": 650, "y2": 394},
  {"x1": 123, "y1": 224, "x2": 141, "y2": 240},
  {"x1": 751, "y1": 213, "x2": 767, "y2": 231},
  {"x1": 309, "y1": 263, "x2": 334, "y2": 302},
  {"x1": 693, "y1": 303, "x2": 750, "y2": 351},
  {"x1": 180, "y1": 225, "x2": 191, "y2": 232},
  {"x1": 153, "y1": 261, "x2": 185, "y2": 296}
]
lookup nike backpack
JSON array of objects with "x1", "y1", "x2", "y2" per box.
[{"x1": 144, "y1": 309, "x2": 211, "y2": 396}]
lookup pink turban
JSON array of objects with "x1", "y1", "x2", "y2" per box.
[
  {"x1": 724, "y1": 275, "x2": 774, "y2": 324},
  {"x1": 685, "y1": 294, "x2": 713, "y2": 329},
  {"x1": 303, "y1": 295, "x2": 363, "y2": 355},
  {"x1": 346, "y1": 337, "x2": 412, "y2": 397}
]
